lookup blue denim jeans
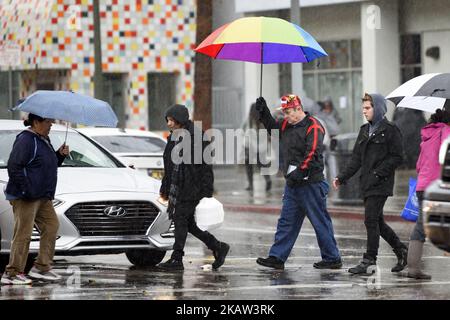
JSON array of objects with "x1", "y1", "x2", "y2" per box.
[{"x1": 269, "y1": 181, "x2": 341, "y2": 262}]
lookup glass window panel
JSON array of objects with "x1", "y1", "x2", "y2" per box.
[
  {"x1": 401, "y1": 34, "x2": 421, "y2": 65},
  {"x1": 92, "y1": 135, "x2": 166, "y2": 153},
  {"x1": 148, "y1": 72, "x2": 177, "y2": 131},
  {"x1": 0, "y1": 71, "x2": 20, "y2": 120},
  {"x1": 318, "y1": 40, "x2": 349, "y2": 70},
  {"x1": 351, "y1": 39, "x2": 362, "y2": 68},
  {"x1": 303, "y1": 74, "x2": 316, "y2": 101},
  {"x1": 319, "y1": 72, "x2": 350, "y2": 133},
  {"x1": 352, "y1": 71, "x2": 364, "y2": 131},
  {"x1": 401, "y1": 66, "x2": 422, "y2": 83}
]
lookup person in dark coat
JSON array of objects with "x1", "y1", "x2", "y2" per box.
[
  {"x1": 333, "y1": 93, "x2": 408, "y2": 275},
  {"x1": 158, "y1": 104, "x2": 229, "y2": 271},
  {"x1": 255, "y1": 94, "x2": 342, "y2": 270},
  {"x1": 2, "y1": 113, "x2": 69, "y2": 285},
  {"x1": 393, "y1": 108, "x2": 427, "y2": 169},
  {"x1": 243, "y1": 103, "x2": 272, "y2": 192}
]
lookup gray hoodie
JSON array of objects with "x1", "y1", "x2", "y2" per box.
[{"x1": 368, "y1": 93, "x2": 387, "y2": 135}]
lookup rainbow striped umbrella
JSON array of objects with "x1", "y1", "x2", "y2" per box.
[{"x1": 195, "y1": 17, "x2": 327, "y2": 95}]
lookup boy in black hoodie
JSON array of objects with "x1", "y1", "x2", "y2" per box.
[
  {"x1": 158, "y1": 104, "x2": 229, "y2": 271},
  {"x1": 333, "y1": 93, "x2": 408, "y2": 274}
]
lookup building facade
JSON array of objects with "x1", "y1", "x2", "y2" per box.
[{"x1": 0, "y1": 0, "x2": 197, "y2": 130}]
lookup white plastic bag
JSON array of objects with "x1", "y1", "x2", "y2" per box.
[{"x1": 195, "y1": 197, "x2": 225, "y2": 231}]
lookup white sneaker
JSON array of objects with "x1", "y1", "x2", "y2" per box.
[
  {"x1": 1, "y1": 272, "x2": 32, "y2": 285},
  {"x1": 28, "y1": 266, "x2": 62, "y2": 281}
]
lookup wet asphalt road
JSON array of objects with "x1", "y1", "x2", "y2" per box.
[{"x1": 0, "y1": 210, "x2": 449, "y2": 300}]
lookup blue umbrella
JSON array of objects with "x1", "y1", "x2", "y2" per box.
[
  {"x1": 14, "y1": 90, "x2": 118, "y2": 127},
  {"x1": 14, "y1": 90, "x2": 118, "y2": 144}
]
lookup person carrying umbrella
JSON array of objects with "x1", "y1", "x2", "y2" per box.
[
  {"x1": 157, "y1": 104, "x2": 230, "y2": 271},
  {"x1": 333, "y1": 93, "x2": 408, "y2": 275},
  {"x1": 255, "y1": 95, "x2": 342, "y2": 270},
  {"x1": 1, "y1": 114, "x2": 69, "y2": 285}
]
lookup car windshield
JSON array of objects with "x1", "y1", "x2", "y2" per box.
[
  {"x1": 0, "y1": 130, "x2": 121, "y2": 168},
  {"x1": 91, "y1": 135, "x2": 166, "y2": 153}
]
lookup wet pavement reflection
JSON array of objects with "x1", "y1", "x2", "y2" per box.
[{"x1": 1, "y1": 211, "x2": 449, "y2": 300}]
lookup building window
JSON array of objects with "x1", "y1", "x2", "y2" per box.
[
  {"x1": 103, "y1": 73, "x2": 127, "y2": 128},
  {"x1": 147, "y1": 72, "x2": 177, "y2": 131},
  {"x1": 400, "y1": 34, "x2": 421, "y2": 83},
  {"x1": 0, "y1": 71, "x2": 20, "y2": 120},
  {"x1": 302, "y1": 39, "x2": 363, "y2": 133}
]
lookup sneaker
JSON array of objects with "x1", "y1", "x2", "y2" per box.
[
  {"x1": 256, "y1": 256, "x2": 284, "y2": 270},
  {"x1": 212, "y1": 242, "x2": 230, "y2": 270},
  {"x1": 1, "y1": 272, "x2": 32, "y2": 285},
  {"x1": 158, "y1": 258, "x2": 184, "y2": 271},
  {"x1": 313, "y1": 259, "x2": 342, "y2": 269},
  {"x1": 348, "y1": 258, "x2": 376, "y2": 275},
  {"x1": 28, "y1": 266, "x2": 62, "y2": 281}
]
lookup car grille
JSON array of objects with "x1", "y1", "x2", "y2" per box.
[
  {"x1": 64, "y1": 201, "x2": 160, "y2": 236},
  {"x1": 428, "y1": 214, "x2": 450, "y2": 225}
]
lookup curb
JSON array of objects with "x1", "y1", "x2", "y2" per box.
[{"x1": 223, "y1": 203, "x2": 407, "y2": 222}]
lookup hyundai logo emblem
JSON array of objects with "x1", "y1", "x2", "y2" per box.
[{"x1": 103, "y1": 206, "x2": 127, "y2": 217}]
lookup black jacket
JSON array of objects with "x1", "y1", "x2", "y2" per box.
[
  {"x1": 160, "y1": 120, "x2": 214, "y2": 201},
  {"x1": 259, "y1": 103, "x2": 325, "y2": 186},
  {"x1": 6, "y1": 130, "x2": 65, "y2": 200},
  {"x1": 337, "y1": 118, "x2": 403, "y2": 198}
]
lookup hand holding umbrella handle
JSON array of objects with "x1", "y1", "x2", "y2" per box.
[
  {"x1": 255, "y1": 97, "x2": 267, "y2": 112},
  {"x1": 59, "y1": 144, "x2": 70, "y2": 156}
]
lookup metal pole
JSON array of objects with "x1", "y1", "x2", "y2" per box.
[
  {"x1": 290, "y1": 0, "x2": 303, "y2": 95},
  {"x1": 8, "y1": 66, "x2": 13, "y2": 117},
  {"x1": 93, "y1": 0, "x2": 104, "y2": 100}
]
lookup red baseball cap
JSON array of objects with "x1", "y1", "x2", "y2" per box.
[{"x1": 277, "y1": 94, "x2": 302, "y2": 110}]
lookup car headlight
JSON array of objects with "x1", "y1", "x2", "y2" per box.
[
  {"x1": 52, "y1": 199, "x2": 64, "y2": 208},
  {"x1": 148, "y1": 169, "x2": 164, "y2": 180}
]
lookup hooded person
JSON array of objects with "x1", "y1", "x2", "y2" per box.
[
  {"x1": 333, "y1": 93, "x2": 408, "y2": 275},
  {"x1": 158, "y1": 104, "x2": 230, "y2": 271}
]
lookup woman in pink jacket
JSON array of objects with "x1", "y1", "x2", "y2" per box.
[{"x1": 407, "y1": 106, "x2": 450, "y2": 279}]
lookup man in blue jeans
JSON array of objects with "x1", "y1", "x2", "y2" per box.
[{"x1": 255, "y1": 94, "x2": 341, "y2": 270}]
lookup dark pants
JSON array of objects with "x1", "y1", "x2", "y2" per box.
[
  {"x1": 364, "y1": 196, "x2": 405, "y2": 260},
  {"x1": 171, "y1": 200, "x2": 220, "y2": 261}
]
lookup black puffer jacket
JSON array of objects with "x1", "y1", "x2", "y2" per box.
[
  {"x1": 258, "y1": 100, "x2": 325, "y2": 186},
  {"x1": 337, "y1": 103, "x2": 403, "y2": 198},
  {"x1": 160, "y1": 105, "x2": 213, "y2": 201}
]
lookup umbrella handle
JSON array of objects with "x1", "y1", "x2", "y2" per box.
[
  {"x1": 64, "y1": 122, "x2": 69, "y2": 145},
  {"x1": 260, "y1": 62, "x2": 263, "y2": 98},
  {"x1": 260, "y1": 43, "x2": 263, "y2": 97}
]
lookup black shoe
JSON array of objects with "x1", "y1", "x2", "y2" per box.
[
  {"x1": 245, "y1": 185, "x2": 253, "y2": 191},
  {"x1": 212, "y1": 242, "x2": 230, "y2": 270},
  {"x1": 158, "y1": 258, "x2": 184, "y2": 271},
  {"x1": 392, "y1": 247, "x2": 408, "y2": 272},
  {"x1": 256, "y1": 256, "x2": 284, "y2": 270},
  {"x1": 313, "y1": 259, "x2": 342, "y2": 269},
  {"x1": 348, "y1": 257, "x2": 376, "y2": 275}
]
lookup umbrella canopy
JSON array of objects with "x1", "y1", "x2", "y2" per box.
[
  {"x1": 195, "y1": 16, "x2": 327, "y2": 64},
  {"x1": 386, "y1": 73, "x2": 450, "y2": 113},
  {"x1": 14, "y1": 90, "x2": 118, "y2": 127}
]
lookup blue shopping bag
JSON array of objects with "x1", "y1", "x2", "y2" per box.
[{"x1": 401, "y1": 178, "x2": 419, "y2": 222}]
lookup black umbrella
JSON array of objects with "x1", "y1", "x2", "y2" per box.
[{"x1": 386, "y1": 73, "x2": 450, "y2": 113}]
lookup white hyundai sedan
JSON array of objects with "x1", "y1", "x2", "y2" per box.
[
  {"x1": 0, "y1": 120, "x2": 221, "y2": 271},
  {"x1": 76, "y1": 127, "x2": 166, "y2": 180}
]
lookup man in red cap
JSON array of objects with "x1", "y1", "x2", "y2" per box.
[{"x1": 254, "y1": 95, "x2": 341, "y2": 270}]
